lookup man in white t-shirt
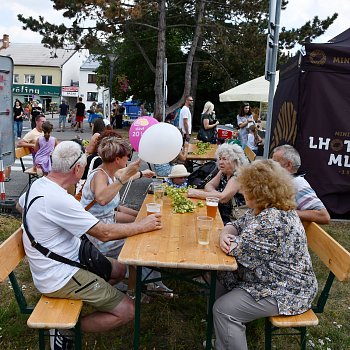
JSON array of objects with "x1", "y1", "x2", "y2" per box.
[
  {"x1": 272, "y1": 144, "x2": 330, "y2": 224},
  {"x1": 179, "y1": 96, "x2": 193, "y2": 142},
  {"x1": 17, "y1": 141, "x2": 162, "y2": 349}
]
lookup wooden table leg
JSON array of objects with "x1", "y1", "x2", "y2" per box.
[
  {"x1": 133, "y1": 266, "x2": 143, "y2": 350},
  {"x1": 206, "y1": 270, "x2": 217, "y2": 350}
]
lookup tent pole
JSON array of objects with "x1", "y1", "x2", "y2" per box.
[{"x1": 263, "y1": 0, "x2": 282, "y2": 159}]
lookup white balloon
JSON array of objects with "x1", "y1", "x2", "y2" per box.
[{"x1": 138, "y1": 123, "x2": 183, "y2": 164}]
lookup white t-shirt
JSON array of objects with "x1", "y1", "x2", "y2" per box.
[
  {"x1": 22, "y1": 128, "x2": 43, "y2": 144},
  {"x1": 247, "y1": 133, "x2": 258, "y2": 151},
  {"x1": 179, "y1": 105, "x2": 192, "y2": 135},
  {"x1": 19, "y1": 177, "x2": 99, "y2": 294}
]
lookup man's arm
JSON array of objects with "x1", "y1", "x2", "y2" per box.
[
  {"x1": 17, "y1": 138, "x2": 35, "y2": 148},
  {"x1": 296, "y1": 208, "x2": 331, "y2": 224},
  {"x1": 87, "y1": 214, "x2": 162, "y2": 242}
]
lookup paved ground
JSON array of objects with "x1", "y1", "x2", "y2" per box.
[{"x1": 3, "y1": 114, "x2": 151, "y2": 210}]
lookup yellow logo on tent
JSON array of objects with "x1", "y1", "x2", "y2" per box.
[
  {"x1": 309, "y1": 49, "x2": 326, "y2": 65},
  {"x1": 270, "y1": 102, "x2": 298, "y2": 156}
]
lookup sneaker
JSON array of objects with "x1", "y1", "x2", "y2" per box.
[
  {"x1": 147, "y1": 281, "x2": 174, "y2": 298},
  {"x1": 80, "y1": 129, "x2": 84, "y2": 133},
  {"x1": 202, "y1": 339, "x2": 215, "y2": 349},
  {"x1": 50, "y1": 329, "x2": 74, "y2": 350}
]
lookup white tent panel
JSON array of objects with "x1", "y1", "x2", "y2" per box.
[{"x1": 219, "y1": 71, "x2": 279, "y2": 103}]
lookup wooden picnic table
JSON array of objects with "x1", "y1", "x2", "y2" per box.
[
  {"x1": 119, "y1": 194, "x2": 237, "y2": 349},
  {"x1": 186, "y1": 143, "x2": 218, "y2": 161}
]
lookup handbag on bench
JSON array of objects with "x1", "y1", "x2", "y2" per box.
[{"x1": 23, "y1": 185, "x2": 112, "y2": 281}]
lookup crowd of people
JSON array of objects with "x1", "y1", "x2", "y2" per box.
[{"x1": 10, "y1": 95, "x2": 331, "y2": 350}]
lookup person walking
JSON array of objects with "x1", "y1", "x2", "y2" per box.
[
  {"x1": 179, "y1": 96, "x2": 193, "y2": 143},
  {"x1": 30, "y1": 100, "x2": 42, "y2": 129},
  {"x1": 75, "y1": 97, "x2": 86, "y2": 133},
  {"x1": 57, "y1": 100, "x2": 69, "y2": 132},
  {"x1": 13, "y1": 100, "x2": 24, "y2": 139}
]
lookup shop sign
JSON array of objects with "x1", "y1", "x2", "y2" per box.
[
  {"x1": 62, "y1": 86, "x2": 79, "y2": 97},
  {"x1": 12, "y1": 84, "x2": 61, "y2": 96}
]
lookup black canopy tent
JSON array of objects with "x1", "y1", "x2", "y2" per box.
[{"x1": 270, "y1": 30, "x2": 350, "y2": 218}]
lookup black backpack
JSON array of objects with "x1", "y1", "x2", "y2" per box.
[{"x1": 187, "y1": 161, "x2": 218, "y2": 189}]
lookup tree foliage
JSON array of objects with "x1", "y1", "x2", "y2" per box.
[{"x1": 18, "y1": 0, "x2": 337, "y2": 122}]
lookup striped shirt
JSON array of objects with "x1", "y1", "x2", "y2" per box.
[{"x1": 293, "y1": 176, "x2": 325, "y2": 210}]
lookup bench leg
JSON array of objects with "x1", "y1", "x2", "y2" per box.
[
  {"x1": 75, "y1": 321, "x2": 82, "y2": 350},
  {"x1": 300, "y1": 327, "x2": 307, "y2": 350},
  {"x1": 38, "y1": 329, "x2": 45, "y2": 350},
  {"x1": 264, "y1": 319, "x2": 273, "y2": 350}
]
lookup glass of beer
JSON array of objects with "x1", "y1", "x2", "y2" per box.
[
  {"x1": 146, "y1": 202, "x2": 161, "y2": 216},
  {"x1": 196, "y1": 216, "x2": 213, "y2": 245},
  {"x1": 206, "y1": 197, "x2": 219, "y2": 219}
]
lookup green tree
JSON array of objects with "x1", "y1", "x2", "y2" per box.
[{"x1": 18, "y1": 0, "x2": 337, "y2": 122}]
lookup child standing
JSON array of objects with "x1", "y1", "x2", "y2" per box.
[
  {"x1": 34, "y1": 121, "x2": 58, "y2": 176},
  {"x1": 247, "y1": 124, "x2": 263, "y2": 155}
]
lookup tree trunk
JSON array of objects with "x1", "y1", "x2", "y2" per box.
[
  {"x1": 154, "y1": 0, "x2": 166, "y2": 121},
  {"x1": 167, "y1": 0, "x2": 206, "y2": 115}
]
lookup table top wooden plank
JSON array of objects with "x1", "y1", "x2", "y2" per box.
[
  {"x1": 187, "y1": 143, "x2": 218, "y2": 161},
  {"x1": 119, "y1": 195, "x2": 237, "y2": 271}
]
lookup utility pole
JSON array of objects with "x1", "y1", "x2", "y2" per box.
[{"x1": 263, "y1": 0, "x2": 282, "y2": 158}]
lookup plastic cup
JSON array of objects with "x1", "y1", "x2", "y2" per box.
[
  {"x1": 154, "y1": 184, "x2": 165, "y2": 206},
  {"x1": 151, "y1": 179, "x2": 163, "y2": 192},
  {"x1": 146, "y1": 202, "x2": 161, "y2": 216},
  {"x1": 196, "y1": 216, "x2": 213, "y2": 245},
  {"x1": 206, "y1": 197, "x2": 219, "y2": 219}
]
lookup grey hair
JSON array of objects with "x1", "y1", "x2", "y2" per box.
[
  {"x1": 202, "y1": 101, "x2": 214, "y2": 115},
  {"x1": 273, "y1": 144, "x2": 301, "y2": 171},
  {"x1": 215, "y1": 143, "x2": 249, "y2": 168},
  {"x1": 51, "y1": 141, "x2": 87, "y2": 173}
]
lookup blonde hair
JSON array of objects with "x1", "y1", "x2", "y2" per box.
[
  {"x1": 237, "y1": 159, "x2": 296, "y2": 211},
  {"x1": 202, "y1": 101, "x2": 214, "y2": 115},
  {"x1": 97, "y1": 132, "x2": 131, "y2": 163}
]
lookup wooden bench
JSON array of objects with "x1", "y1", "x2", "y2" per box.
[
  {"x1": 243, "y1": 145, "x2": 256, "y2": 162},
  {"x1": 0, "y1": 227, "x2": 83, "y2": 350},
  {"x1": 265, "y1": 221, "x2": 350, "y2": 350},
  {"x1": 15, "y1": 147, "x2": 38, "y2": 186}
]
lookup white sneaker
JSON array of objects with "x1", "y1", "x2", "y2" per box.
[
  {"x1": 50, "y1": 329, "x2": 74, "y2": 350},
  {"x1": 202, "y1": 338, "x2": 215, "y2": 349}
]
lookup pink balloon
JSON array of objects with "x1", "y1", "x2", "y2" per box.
[{"x1": 129, "y1": 116, "x2": 159, "y2": 151}]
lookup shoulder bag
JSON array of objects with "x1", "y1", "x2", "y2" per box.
[
  {"x1": 197, "y1": 114, "x2": 216, "y2": 143},
  {"x1": 23, "y1": 185, "x2": 112, "y2": 281}
]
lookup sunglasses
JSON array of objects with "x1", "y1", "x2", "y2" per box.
[{"x1": 69, "y1": 151, "x2": 84, "y2": 169}]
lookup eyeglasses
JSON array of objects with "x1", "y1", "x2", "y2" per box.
[
  {"x1": 187, "y1": 99, "x2": 193, "y2": 102},
  {"x1": 69, "y1": 151, "x2": 84, "y2": 169}
]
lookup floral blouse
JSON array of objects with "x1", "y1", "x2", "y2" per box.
[{"x1": 218, "y1": 207, "x2": 318, "y2": 315}]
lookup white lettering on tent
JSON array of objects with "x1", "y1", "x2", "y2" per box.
[
  {"x1": 309, "y1": 137, "x2": 318, "y2": 149},
  {"x1": 318, "y1": 138, "x2": 330, "y2": 150},
  {"x1": 309, "y1": 137, "x2": 330, "y2": 150},
  {"x1": 344, "y1": 140, "x2": 350, "y2": 152},
  {"x1": 328, "y1": 154, "x2": 350, "y2": 167}
]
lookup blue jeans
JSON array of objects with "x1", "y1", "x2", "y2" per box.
[{"x1": 14, "y1": 121, "x2": 23, "y2": 138}]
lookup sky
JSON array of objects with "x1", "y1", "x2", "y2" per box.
[{"x1": 1, "y1": 0, "x2": 349, "y2": 47}]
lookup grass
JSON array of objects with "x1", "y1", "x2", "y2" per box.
[{"x1": 0, "y1": 215, "x2": 349, "y2": 349}]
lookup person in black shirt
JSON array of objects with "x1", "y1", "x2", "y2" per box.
[
  {"x1": 75, "y1": 97, "x2": 86, "y2": 133},
  {"x1": 57, "y1": 100, "x2": 69, "y2": 132},
  {"x1": 31, "y1": 100, "x2": 42, "y2": 129}
]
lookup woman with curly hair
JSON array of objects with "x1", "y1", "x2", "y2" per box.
[
  {"x1": 187, "y1": 143, "x2": 248, "y2": 224},
  {"x1": 213, "y1": 160, "x2": 318, "y2": 350}
]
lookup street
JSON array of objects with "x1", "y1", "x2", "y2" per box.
[{"x1": 3, "y1": 114, "x2": 152, "y2": 210}]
